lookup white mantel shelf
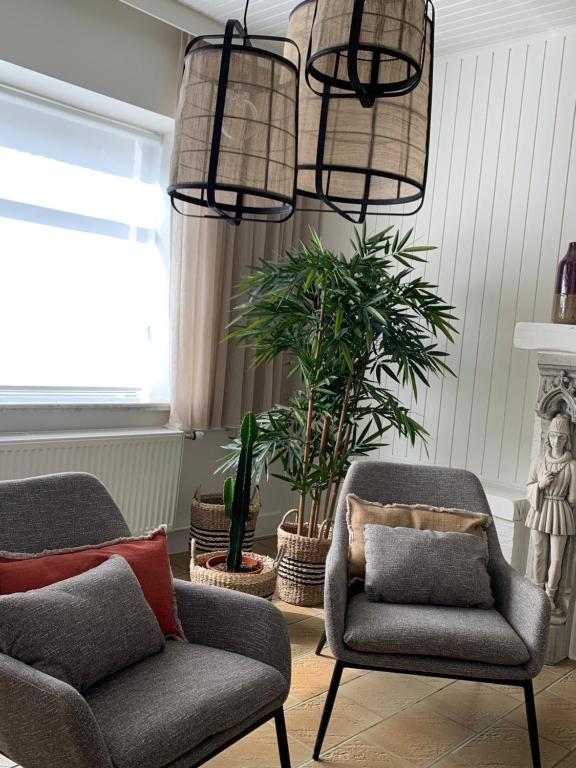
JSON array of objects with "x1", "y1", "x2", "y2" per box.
[{"x1": 514, "y1": 322, "x2": 576, "y2": 354}]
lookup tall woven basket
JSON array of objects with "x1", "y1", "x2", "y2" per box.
[
  {"x1": 189, "y1": 539, "x2": 283, "y2": 599},
  {"x1": 190, "y1": 487, "x2": 260, "y2": 554},
  {"x1": 276, "y1": 510, "x2": 332, "y2": 607}
]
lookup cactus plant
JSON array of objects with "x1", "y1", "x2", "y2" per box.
[{"x1": 224, "y1": 411, "x2": 258, "y2": 572}]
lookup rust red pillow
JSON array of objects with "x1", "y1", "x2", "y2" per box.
[{"x1": 0, "y1": 528, "x2": 183, "y2": 638}]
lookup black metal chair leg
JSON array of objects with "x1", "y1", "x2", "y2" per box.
[
  {"x1": 523, "y1": 681, "x2": 541, "y2": 768},
  {"x1": 275, "y1": 709, "x2": 291, "y2": 768},
  {"x1": 313, "y1": 661, "x2": 344, "y2": 760},
  {"x1": 315, "y1": 630, "x2": 327, "y2": 656}
]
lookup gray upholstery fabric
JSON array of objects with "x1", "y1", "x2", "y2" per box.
[
  {"x1": 325, "y1": 461, "x2": 551, "y2": 681},
  {"x1": 344, "y1": 593, "x2": 528, "y2": 665},
  {"x1": 0, "y1": 556, "x2": 165, "y2": 692},
  {"x1": 0, "y1": 473, "x2": 130, "y2": 553},
  {"x1": 364, "y1": 524, "x2": 494, "y2": 608},
  {"x1": 0, "y1": 653, "x2": 113, "y2": 768},
  {"x1": 175, "y1": 578, "x2": 291, "y2": 684},
  {"x1": 85, "y1": 639, "x2": 289, "y2": 768}
]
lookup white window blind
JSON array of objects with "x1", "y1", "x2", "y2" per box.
[{"x1": 0, "y1": 87, "x2": 169, "y2": 404}]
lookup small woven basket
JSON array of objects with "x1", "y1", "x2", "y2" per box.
[
  {"x1": 276, "y1": 510, "x2": 332, "y2": 606},
  {"x1": 189, "y1": 487, "x2": 260, "y2": 554},
  {"x1": 189, "y1": 539, "x2": 283, "y2": 600}
]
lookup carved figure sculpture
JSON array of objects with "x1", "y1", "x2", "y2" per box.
[{"x1": 526, "y1": 415, "x2": 576, "y2": 615}]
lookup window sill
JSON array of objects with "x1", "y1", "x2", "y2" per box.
[
  {"x1": 0, "y1": 402, "x2": 170, "y2": 412},
  {"x1": 0, "y1": 403, "x2": 171, "y2": 435}
]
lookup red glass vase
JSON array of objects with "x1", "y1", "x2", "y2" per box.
[{"x1": 552, "y1": 242, "x2": 576, "y2": 325}]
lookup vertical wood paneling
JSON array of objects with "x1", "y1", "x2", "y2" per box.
[{"x1": 375, "y1": 29, "x2": 576, "y2": 491}]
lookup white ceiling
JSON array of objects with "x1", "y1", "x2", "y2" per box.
[{"x1": 178, "y1": 0, "x2": 576, "y2": 56}]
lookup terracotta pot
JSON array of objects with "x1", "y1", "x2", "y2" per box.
[{"x1": 204, "y1": 553, "x2": 264, "y2": 574}]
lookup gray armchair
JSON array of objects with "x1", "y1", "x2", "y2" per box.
[
  {"x1": 315, "y1": 461, "x2": 550, "y2": 768},
  {"x1": 0, "y1": 473, "x2": 292, "y2": 768}
]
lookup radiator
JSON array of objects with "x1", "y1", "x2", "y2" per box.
[{"x1": 0, "y1": 428, "x2": 184, "y2": 534}]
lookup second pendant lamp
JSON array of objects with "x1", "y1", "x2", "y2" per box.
[
  {"x1": 306, "y1": 0, "x2": 432, "y2": 106},
  {"x1": 289, "y1": 0, "x2": 434, "y2": 223}
]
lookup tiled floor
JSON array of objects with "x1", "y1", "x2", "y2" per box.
[
  {"x1": 173, "y1": 537, "x2": 576, "y2": 768},
  {"x1": 4, "y1": 539, "x2": 576, "y2": 768}
]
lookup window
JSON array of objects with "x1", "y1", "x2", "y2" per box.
[{"x1": 0, "y1": 87, "x2": 170, "y2": 405}]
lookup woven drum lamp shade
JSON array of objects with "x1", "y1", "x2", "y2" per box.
[
  {"x1": 306, "y1": 0, "x2": 432, "y2": 106},
  {"x1": 288, "y1": 0, "x2": 433, "y2": 223},
  {"x1": 168, "y1": 21, "x2": 299, "y2": 224}
]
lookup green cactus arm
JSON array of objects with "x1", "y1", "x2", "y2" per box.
[
  {"x1": 227, "y1": 412, "x2": 258, "y2": 572},
  {"x1": 223, "y1": 477, "x2": 235, "y2": 519}
]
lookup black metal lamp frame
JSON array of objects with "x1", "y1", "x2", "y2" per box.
[
  {"x1": 313, "y1": 635, "x2": 542, "y2": 767},
  {"x1": 295, "y1": 1, "x2": 435, "y2": 224},
  {"x1": 305, "y1": 0, "x2": 434, "y2": 108},
  {"x1": 168, "y1": 20, "x2": 300, "y2": 226}
]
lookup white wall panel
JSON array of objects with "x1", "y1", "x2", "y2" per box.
[{"x1": 376, "y1": 29, "x2": 576, "y2": 491}]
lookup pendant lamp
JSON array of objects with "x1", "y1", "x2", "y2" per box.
[
  {"x1": 168, "y1": 18, "x2": 300, "y2": 225},
  {"x1": 288, "y1": 0, "x2": 434, "y2": 223},
  {"x1": 305, "y1": 0, "x2": 433, "y2": 107}
]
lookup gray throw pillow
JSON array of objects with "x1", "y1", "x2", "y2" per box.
[
  {"x1": 0, "y1": 555, "x2": 165, "y2": 691},
  {"x1": 364, "y1": 525, "x2": 494, "y2": 609}
]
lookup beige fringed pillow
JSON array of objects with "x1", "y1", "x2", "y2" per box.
[{"x1": 346, "y1": 494, "x2": 491, "y2": 580}]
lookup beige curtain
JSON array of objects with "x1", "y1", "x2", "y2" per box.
[{"x1": 169, "y1": 205, "x2": 320, "y2": 431}]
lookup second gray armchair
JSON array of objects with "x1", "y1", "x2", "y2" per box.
[{"x1": 315, "y1": 461, "x2": 550, "y2": 768}]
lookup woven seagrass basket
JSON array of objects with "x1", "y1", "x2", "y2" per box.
[
  {"x1": 276, "y1": 510, "x2": 332, "y2": 606},
  {"x1": 189, "y1": 539, "x2": 283, "y2": 600},
  {"x1": 189, "y1": 487, "x2": 260, "y2": 554}
]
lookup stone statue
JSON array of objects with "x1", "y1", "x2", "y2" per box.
[{"x1": 526, "y1": 415, "x2": 576, "y2": 617}]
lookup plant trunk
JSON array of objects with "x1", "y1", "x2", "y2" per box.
[
  {"x1": 297, "y1": 291, "x2": 326, "y2": 537},
  {"x1": 309, "y1": 415, "x2": 331, "y2": 535},
  {"x1": 322, "y1": 376, "x2": 352, "y2": 525},
  {"x1": 297, "y1": 393, "x2": 315, "y2": 536}
]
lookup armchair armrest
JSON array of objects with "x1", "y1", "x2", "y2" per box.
[
  {"x1": 0, "y1": 653, "x2": 112, "y2": 768},
  {"x1": 490, "y1": 557, "x2": 551, "y2": 676},
  {"x1": 174, "y1": 579, "x2": 291, "y2": 684},
  {"x1": 323, "y1": 513, "x2": 350, "y2": 658}
]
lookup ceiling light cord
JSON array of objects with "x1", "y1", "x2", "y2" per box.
[{"x1": 243, "y1": 0, "x2": 250, "y2": 32}]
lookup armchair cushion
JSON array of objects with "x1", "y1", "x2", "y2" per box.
[
  {"x1": 84, "y1": 639, "x2": 289, "y2": 768},
  {"x1": 0, "y1": 526, "x2": 183, "y2": 637},
  {"x1": 344, "y1": 593, "x2": 529, "y2": 666},
  {"x1": 0, "y1": 556, "x2": 165, "y2": 692},
  {"x1": 364, "y1": 525, "x2": 494, "y2": 608},
  {"x1": 346, "y1": 495, "x2": 491, "y2": 579}
]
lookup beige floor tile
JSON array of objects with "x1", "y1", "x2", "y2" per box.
[
  {"x1": 338, "y1": 671, "x2": 441, "y2": 719},
  {"x1": 547, "y1": 666, "x2": 576, "y2": 703},
  {"x1": 290, "y1": 655, "x2": 365, "y2": 701},
  {"x1": 362, "y1": 701, "x2": 473, "y2": 767},
  {"x1": 482, "y1": 660, "x2": 576, "y2": 703},
  {"x1": 450, "y1": 719, "x2": 568, "y2": 767},
  {"x1": 430, "y1": 755, "x2": 471, "y2": 767},
  {"x1": 422, "y1": 680, "x2": 520, "y2": 732},
  {"x1": 273, "y1": 600, "x2": 324, "y2": 624},
  {"x1": 555, "y1": 750, "x2": 576, "y2": 767},
  {"x1": 201, "y1": 722, "x2": 311, "y2": 768},
  {"x1": 302, "y1": 734, "x2": 418, "y2": 767},
  {"x1": 284, "y1": 693, "x2": 381, "y2": 751},
  {"x1": 288, "y1": 617, "x2": 326, "y2": 658},
  {"x1": 506, "y1": 690, "x2": 576, "y2": 749}
]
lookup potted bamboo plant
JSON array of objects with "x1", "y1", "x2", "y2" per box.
[
  {"x1": 220, "y1": 226, "x2": 457, "y2": 605},
  {"x1": 190, "y1": 412, "x2": 281, "y2": 598}
]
